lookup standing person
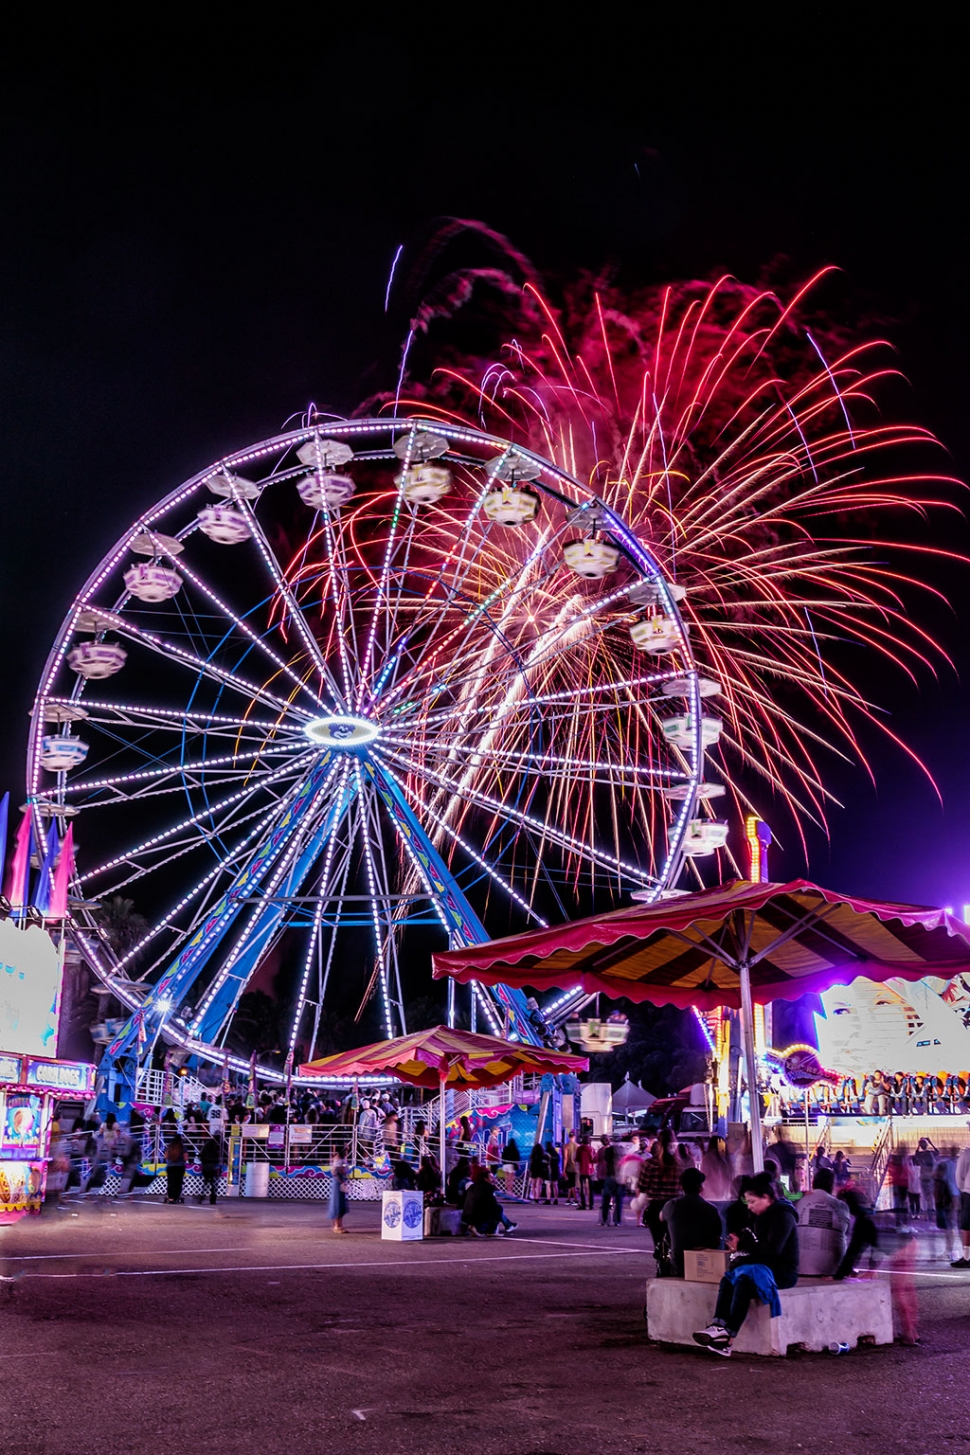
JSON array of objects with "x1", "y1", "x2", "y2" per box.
[
  {"x1": 913, "y1": 1138, "x2": 936, "y2": 1218},
  {"x1": 562, "y1": 1130, "x2": 580, "y2": 1206},
  {"x1": 905, "y1": 1153, "x2": 922, "y2": 1220},
  {"x1": 934, "y1": 1153, "x2": 960, "y2": 1262},
  {"x1": 199, "y1": 1130, "x2": 222, "y2": 1205},
  {"x1": 501, "y1": 1137, "x2": 521, "y2": 1198},
  {"x1": 692, "y1": 1171, "x2": 799, "y2": 1356},
  {"x1": 528, "y1": 1140, "x2": 548, "y2": 1202},
  {"x1": 329, "y1": 1150, "x2": 349, "y2": 1233},
  {"x1": 950, "y1": 1142, "x2": 970, "y2": 1266},
  {"x1": 639, "y1": 1129, "x2": 684, "y2": 1249},
  {"x1": 886, "y1": 1153, "x2": 909, "y2": 1229},
  {"x1": 544, "y1": 1142, "x2": 561, "y2": 1206},
  {"x1": 832, "y1": 1150, "x2": 851, "y2": 1190},
  {"x1": 597, "y1": 1136, "x2": 623, "y2": 1226},
  {"x1": 164, "y1": 1135, "x2": 186, "y2": 1204},
  {"x1": 576, "y1": 1136, "x2": 595, "y2": 1211},
  {"x1": 82, "y1": 1112, "x2": 123, "y2": 1194},
  {"x1": 700, "y1": 1137, "x2": 732, "y2": 1201}
]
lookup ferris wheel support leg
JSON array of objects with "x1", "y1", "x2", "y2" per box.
[{"x1": 363, "y1": 759, "x2": 541, "y2": 1045}]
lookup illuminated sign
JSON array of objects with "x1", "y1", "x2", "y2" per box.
[
  {"x1": 0, "y1": 1053, "x2": 22, "y2": 1083},
  {"x1": 24, "y1": 1057, "x2": 96, "y2": 1095},
  {"x1": 766, "y1": 1043, "x2": 839, "y2": 1089},
  {"x1": 0, "y1": 1159, "x2": 45, "y2": 1217},
  {"x1": 0, "y1": 919, "x2": 61, "y2": 1056},
  {"x1": 1, "y1": 1093, "x2": 44, "y2": 1157}
]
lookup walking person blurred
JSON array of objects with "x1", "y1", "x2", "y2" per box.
[
  {"x1": 913, "y1": 1138, "x2": 937, "y2": 1219},
  {"x1": 164, "y1": 1135, "x2": 187, "y2": 1204},
  {"x1": 950, "y1": 1143, "x2": 970, "y2": 1266},
  {"x1": 577, "y1": 1136, "x2": 595, "y2": 1210},
  {"x1": 544, "y1": 1142, "x2": 561, "y2": 1205},
  {"x1": 528, "y1": 1140, "x2": 548, "y2": 1202},
  {"x1": 501, "y1": 1137, "x2": 521, "y2": 1198},
  {"x1": 934, "y1": 1152, "x2": 960, "y2": 1261},
  {"x1": 597, "y1": 1135, "x2": 623, "y2": 1226},
  {"x1": 199, "y1": 1130, "x2": 222, "y2": 1205},
  {"x1": 562, "y1": 1130, "x2": 580, "y2": 1206}
]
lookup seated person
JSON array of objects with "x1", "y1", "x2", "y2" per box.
[
  {"x1": 796, "y1": 1169, "x2": 850, "y2": 1276},
  {"x1": 693, "y1": 1170, "x2": 799, "y2": 1356},
  {"x1": 660, "y1": 1168, "x2": 723, "y2": 1276},
  {"x1": 461, "y1": 1167, "x2": 518, "y2": 1237},
  {"x1": 446, "y1": 1156, "x2": 471, "y2": 1206},
  {"x1": 415, "y1": 1154, "x2": 441, "y2": 1195},
  {"x1": 391, "y1": 1158, "x2": 417, "y2": 1191}
]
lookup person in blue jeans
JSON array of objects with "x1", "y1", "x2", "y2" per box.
[{"x1": 693, "y1": 1171, "x2": 799, "y2": 1356}]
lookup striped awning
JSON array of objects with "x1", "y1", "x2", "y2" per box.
[
  {"x1": 299, "y1": 1024, "x2": 588, "y2": 1090},
  {"x1": 432, "y1": 879, "x2": 970, "y2": 1012}
]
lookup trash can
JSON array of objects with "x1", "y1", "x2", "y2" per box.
[
  {"x1": 381, "y1": 1189, "x2": 424, "y2": 1240},
  {"x1": 244, "y1": 1161, "x2": 270, "y2": 1198}
]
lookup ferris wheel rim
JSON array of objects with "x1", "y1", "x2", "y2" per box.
[{"x1": 28, "y1": 416, "x2": 709, "y2": 1077}]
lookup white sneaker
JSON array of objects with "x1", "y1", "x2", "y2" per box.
[{"x1": 693, "y1": 1324, "x2": 730, "y2": 1349}]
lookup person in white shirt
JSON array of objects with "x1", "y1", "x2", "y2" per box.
[{"x1": 796, "y1": 1169, "x2": 850, "y2": 1276}]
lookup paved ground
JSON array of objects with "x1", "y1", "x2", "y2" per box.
[{"x1": 2, "y1": 1196, "x2": 969, "y2": 1455}]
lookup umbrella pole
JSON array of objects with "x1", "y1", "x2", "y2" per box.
[
  {"x1": 439, "y1": 1074, "x2": 447, "y2": 1197},
  {"x1": 351, "y1": 1076, "x2": 359, "y2": 1168},
  {"x1": 739, "y1": 962, "x2": 764, "y2": 1173}
]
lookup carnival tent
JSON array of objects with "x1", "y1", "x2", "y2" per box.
[
  {"x1": 611, "y1": 1075, "x2": 656, "y2": 1114},
  {"x1": 300, "y1": 1025, "x2": 588, "y2": 1191},
  {"x1": 433, "y1": 879, "x2": 970, "y2": 1170}
]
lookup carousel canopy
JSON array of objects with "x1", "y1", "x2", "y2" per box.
[
  {"x1": 299, "y1": 1024, "x2": 588, "y2": 1090},
  {"x1": 432, "y1": 879, "x2": 970, "y2": 1012}
]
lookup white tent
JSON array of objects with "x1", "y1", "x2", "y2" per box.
[{"x1": 611, "y1": 1075, "x2": 656, "y2": 1112}]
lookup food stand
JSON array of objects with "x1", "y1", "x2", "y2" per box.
[{"x1": 1, "y1": 917, "x2": 95, "y2": 1222}]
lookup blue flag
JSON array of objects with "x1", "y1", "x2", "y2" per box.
[{"x1": 33, "y1": 820, "x2": 59, "y2": 915}]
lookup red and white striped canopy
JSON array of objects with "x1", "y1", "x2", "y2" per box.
[{"x1": 433, "y1": 879, "x2": 970, "y2": 1012}]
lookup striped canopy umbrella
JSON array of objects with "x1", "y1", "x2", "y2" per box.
[
  {"x1": 300, "y1": 1026, "x2": 588, "y2": 1192},
  {"x1": 433, "y1": 879, "x2": 970, "y2": 1170}
]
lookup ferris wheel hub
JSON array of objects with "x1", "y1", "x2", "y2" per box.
[{"x1": 303, "y1": 714, "x2": 380, "y2": 751}]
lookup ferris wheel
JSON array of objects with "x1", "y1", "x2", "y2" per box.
[{"x1": 27, "y1": 418, "x2": 721, "y2": 1091}]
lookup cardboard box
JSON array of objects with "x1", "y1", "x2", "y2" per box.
[
  {"x1": 381, "y1": 1190, "x2": 424, "y2": 1241},
  {"x1": 683, "y1": 1249, "x2": 730, "y2": 1283}
]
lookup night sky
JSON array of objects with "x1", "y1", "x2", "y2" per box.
[{"x1": 2, "y1": 20, "x2": 967, "y2": 910}]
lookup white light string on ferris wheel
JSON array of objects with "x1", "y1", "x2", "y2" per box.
[
  {"x1": 352, "y1": 759, "x2": 395, "y2": 1038},
  {"x1": 376, "y1": 754, "x2": 549, "y2": 928},
  {"x1": 107, "y1": 781, "x2": 312, "y2": 974},
  {"x1": 43, "y1": 697, "x2": 299, "y2": 735},
  {"x1": 77, "y1": 750, "x2": 316, "y2": 883},
  {"x1": 174, "y1": 557, "x2": 332, "y2": 715},
  {"x1": 377, "y1": 745, "x2": 661, "y2": 888},
  {"x1": 76, "y1": 606, "x2": 315, "y2": 723},
  {"x1": 63, "y1": 741, "x2": 308, "y2": 800},
  {"x1": 356, "y1": 456, "x2": 411, "y2": 713},
  {"x1": 287, "y1": 758, "x2": 352, "y2": 1058},
  {"x1": 377, "y1": 732, "x2": 689, "y2": 786},
  {"x1": 316, "y1": 494, "x2": 358, "y2": 703},
  {"x1": 365, "y1": 771, "x2": 410, "y2": 1028},
  {"x1": 190, "y1": 758, "x2": 344, "y2": 1034}
]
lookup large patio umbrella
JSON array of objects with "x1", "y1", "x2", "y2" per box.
[
  {"x1": 433, "y1": 879, "x2": 970, "y2": 1170},
  {"x1": 300, "y1": 1026, "x2": 588, "y2": 1192}
]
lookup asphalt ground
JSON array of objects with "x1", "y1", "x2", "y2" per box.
[{"x1": 2, "y1": 1196, "x2": 969, "y2": 1455}]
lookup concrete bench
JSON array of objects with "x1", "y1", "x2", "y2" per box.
[{"x1": 645, "y1": 1276, "x2": 893, "y2": 1355}]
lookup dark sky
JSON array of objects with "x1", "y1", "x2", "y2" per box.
[{"x1": 2, "y1": 19, "x2": 967, "y2": 908}]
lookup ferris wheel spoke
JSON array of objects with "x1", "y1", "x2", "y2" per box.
[
  {"x1": 79, "y1": 609, "x2": 312, "y2": 721},
  {"x1": 77, "y1": 751, "x2": 315, "y2": 884},
  {"x1": 44, "y1": 697, "x2": 302, "y2": 738},
  {"x1": 174, "y1": 559, "x2": 331, "y2": 714},
  {"x1": 379, "y1": 757, "x2": 548, "y2": 928},
  {"x1": 286, "y1": 758, "x2": 353, "y2": 1056},
  {"x1": 352, "y1": 761, "x2": 394, "y2": 1037},
  {"x1": 189, "y1": 757, "x2": 348, "y2": 1037},
  {"x1": 235, "y1": 495, "x2": 346, "y2": 709},
  {"x1": 376, "y1": 746, "x2": 659, "y2": 888},
  {"x1": 63, "y1": 742, "x2": 307, "y2": 802},
  {"x1": 382, "y1": 735, "x2": 686, "y2": 787}
]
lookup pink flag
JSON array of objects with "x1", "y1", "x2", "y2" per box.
[
  {"x1": 48, "y1": 823, "x2": 75, "y2": 919},
  {"x1": 4, "y1": 811, "x2": 32, "y2": 908}
]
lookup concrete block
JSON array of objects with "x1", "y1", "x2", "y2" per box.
[{"x1": 646, "y1": 1275, "x2": 892, "y2": 1355}]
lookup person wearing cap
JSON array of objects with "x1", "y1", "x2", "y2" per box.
[
  {"x1": 693, "y1": 1170, "x2": 799, "y2": 1356},
  {"x1": 659, "y1": 1168, "x2": 723, "y2": 1276}
]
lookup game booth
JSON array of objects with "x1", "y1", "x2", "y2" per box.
[{"x1": 1, "y1": 918, "x2": 95, "y2": 1223}]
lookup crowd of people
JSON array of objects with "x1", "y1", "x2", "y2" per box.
[{"x1": 775, "y1": 1070, "x2": 970, "y2": 1118}]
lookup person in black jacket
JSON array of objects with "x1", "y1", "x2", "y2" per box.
[
  {"x1": 660, "y1": 1168, "x2": 724, "y2": 1276},
  {"x1": 693, "y1": 1171, "x2": 799, "y2": 1356},
  {"x1": 461, "y1": 1168, "x2": 519, "y2": 1236}
]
